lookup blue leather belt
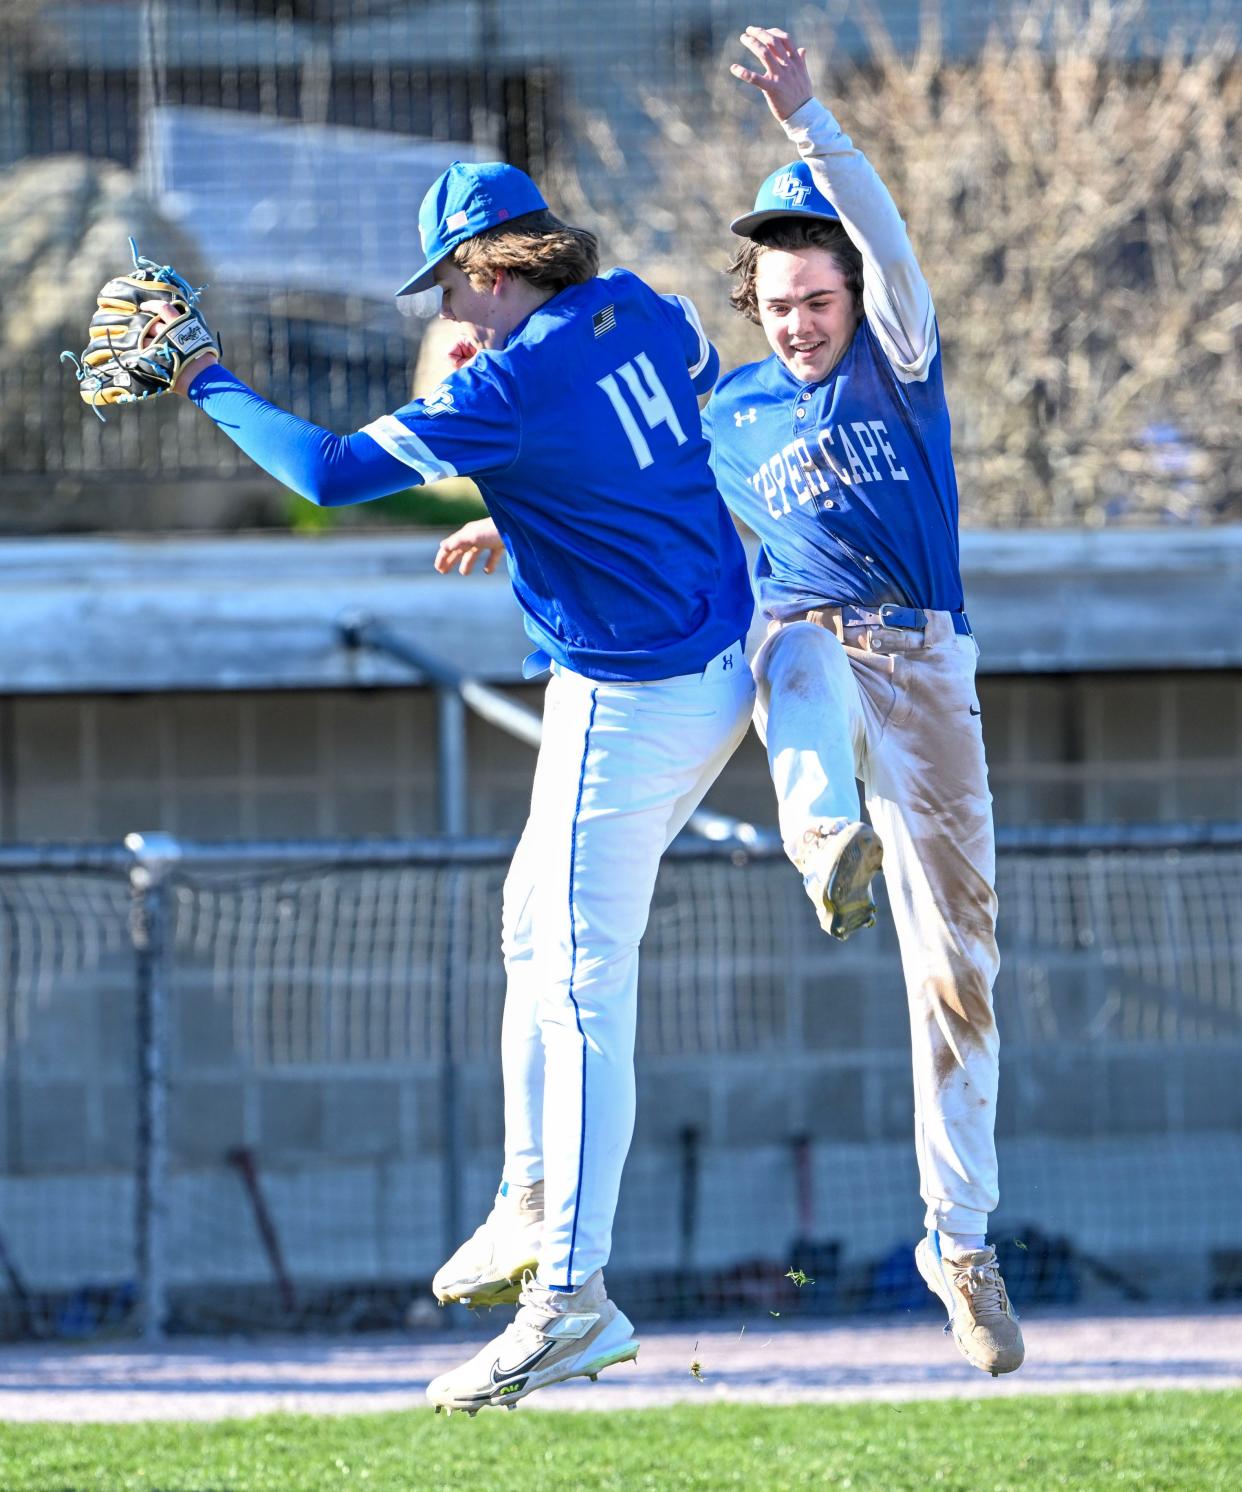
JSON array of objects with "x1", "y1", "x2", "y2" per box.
[{"x1": 835, "y1": 603, "x2": 972, "y2": 637}]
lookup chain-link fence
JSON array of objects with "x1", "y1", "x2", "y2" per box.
[
  {"x1": 1, "y1": 825, "x2": 1239, "y2": 1342},
  {"x1": 2, "y1": 0, "x2": 1238, "y2": 528}
]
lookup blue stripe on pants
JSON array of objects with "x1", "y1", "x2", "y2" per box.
[{"x1": 562, "y1": 687, "x2": 598, "y2": 1287}]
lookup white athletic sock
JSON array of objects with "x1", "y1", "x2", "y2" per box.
[{"x1": 940, "y1": 1231, "x2": 986, "y2": 1259}]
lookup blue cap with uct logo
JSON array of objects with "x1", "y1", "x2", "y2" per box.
[
  {"x1": 730, "y1": 159, "x2": 841, "y2": 238},
  {"x1": 395, "y1": 161, "x2": 548, "y2": 296}
]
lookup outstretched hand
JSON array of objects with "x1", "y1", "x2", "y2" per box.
[
  {"x1": 434, "y1": 517, "x2": 506, "y2": 576},
  {"x1": 730, "y1": 25, "x2": 813, "y2": 122}
]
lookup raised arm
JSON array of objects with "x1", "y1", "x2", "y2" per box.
[{"x1": 731, "y1": 26, "x2": 936, "y2": 379}]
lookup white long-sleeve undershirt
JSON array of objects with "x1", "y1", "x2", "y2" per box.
[{"x1": 781, "y1": 98, "x2": 938, "y2": 383}]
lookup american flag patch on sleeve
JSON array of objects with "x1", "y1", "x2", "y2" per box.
[{"x1": 592, "y1": 305, "x2": 616, "y2": 337}]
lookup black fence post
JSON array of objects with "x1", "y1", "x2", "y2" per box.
[{"x1": 126, "y1": 831, "x2": 181, "y2": 1345}]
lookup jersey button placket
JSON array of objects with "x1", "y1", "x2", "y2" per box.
[{"x1": 800, "y1": 389, "x2": 836, "y2": 511}]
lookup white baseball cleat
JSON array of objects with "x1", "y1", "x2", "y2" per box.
[
  {"x1": 795, "y1": 820, "x2": 884, "y2": 940},
  {"x1": 427, "y1": 1269, "x2": 639, "y2": 1414},
  {"x1": 432, "y1": 1179, "x2": 544, "y2": 1307},
  {"x1": 915, "y1": 1233, "x2": 1025, "y2": 1376}
]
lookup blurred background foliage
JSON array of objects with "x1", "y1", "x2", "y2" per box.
[
  {"x1": 0, "y1": 0, "x2": 1236, "y2": 531},
  {"x1": 574, "y1": 1, "x2": 1242, "y2": 527},
  {"x1": 283, "y1": 478, "x2": 488, "y2": 532}
]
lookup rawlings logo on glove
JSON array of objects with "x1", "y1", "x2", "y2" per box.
[{"x1": 61, "y1": 239, "x2": 221, "y2": 420}]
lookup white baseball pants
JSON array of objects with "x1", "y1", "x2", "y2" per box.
[
  {"x1": 753, "y1": 610, "x2": 1000, "y2": 1236},
  {"x1": 499, "y1": 642, "x2": 755, "y2": 1289}
]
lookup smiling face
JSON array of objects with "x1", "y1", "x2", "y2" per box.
[{"x1": 754, "y1": 246, "x2": 863, "y2": 384}]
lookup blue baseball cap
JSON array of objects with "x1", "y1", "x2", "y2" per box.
[
  {"x1": 730, "y1": 160, "x2": 841, "y2": 238},
  {"x1": 395, "y1": 161, "x2": 548, "y2": 296}
]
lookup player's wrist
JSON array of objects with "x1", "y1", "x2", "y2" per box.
[
  {"x1": 175, "y1": 351, "x2": 219, "y2": 397},
  {"x1": 779, "y1": 95, "x2": 822, "y2": 131}
]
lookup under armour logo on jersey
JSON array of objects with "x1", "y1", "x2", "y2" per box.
[
  {"x1": 593, "y1": 305, "x2": 617, "y2": 337},
  {"x1": 771, "y1": 171, "x2": 812, "y2": 207},
  {"x1": 734, "y1": 408, "x2": 757, "y2": 426},
  {"x1": 722, "y1": 652, "x2": 734, "y2": 670}
]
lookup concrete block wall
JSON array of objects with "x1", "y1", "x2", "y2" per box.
[
  {"x1": 1, "y1": 851, "x2": 1238, "y2": 1301},
  {"x1": 5, "y1": 672, "x2": 1242, "y2": 846}
]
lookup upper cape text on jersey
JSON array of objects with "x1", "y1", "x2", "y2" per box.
[{"x1": 749, "y1": 419, "x2": 909, "y2": 519}]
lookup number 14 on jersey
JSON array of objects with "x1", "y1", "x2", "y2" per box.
[{"x1": 597, "y1": 355, "x2": 688, "y2": 470}]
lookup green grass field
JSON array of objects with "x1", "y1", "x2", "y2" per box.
[{"x1": 1, "y1": 1391, "x2": 1239, "y2": 1492}]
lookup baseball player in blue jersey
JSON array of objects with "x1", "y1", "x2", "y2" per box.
[
  {"x1": 156, "y1": 160, "x2": 756, "y2": 1409},
  {"x1": 708, "y1": 26, "x2": 1023, "y2": 1375}
]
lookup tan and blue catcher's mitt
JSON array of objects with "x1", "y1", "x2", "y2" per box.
[{"x1": 62, "y1": 239, "x2": 220, "y2": 419}]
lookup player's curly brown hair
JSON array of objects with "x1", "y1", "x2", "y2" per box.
[
  {"x1": 729, "y1": 219, "x2": 864, "y2": 325},
  {"x1": 453, "y1": 210, "x2": 599, "y2": 295}
]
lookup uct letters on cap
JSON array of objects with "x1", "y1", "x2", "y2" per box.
[{"x1": 772, "y1": 172, "x2": 812, "y2": 206}]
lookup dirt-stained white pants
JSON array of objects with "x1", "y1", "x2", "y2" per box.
[
  {"x1": 499, "y1": 644, "x2": 755, "y2": 1289},
  {"x1": 753, "y1": 611, "x2": 1000, "y2": 1235}
]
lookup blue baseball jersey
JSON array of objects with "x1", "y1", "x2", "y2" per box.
[
  {"x1": 192, "y1": 269, "x2": 752, "y2": 682},
  {"x1": 703, "y1": 318, "x2": 964, "y2": 618}
]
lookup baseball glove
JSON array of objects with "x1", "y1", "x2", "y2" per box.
[{"x1": 62, "y1": 239, "x2": 220, "y2": 419}]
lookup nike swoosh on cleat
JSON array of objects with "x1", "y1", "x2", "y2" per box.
[
  {"x1": 490, "y1": 1341, "x2": 556, "y2": 1386},
  {"x1": 969, "y1": 706, "x2": 981, "y2": 716}
]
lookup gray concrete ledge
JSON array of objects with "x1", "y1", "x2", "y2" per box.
[{"x1": 0, "y1": 526, "x2": 1238, "y2": 693}]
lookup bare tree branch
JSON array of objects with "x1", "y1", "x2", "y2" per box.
[{"x1": 572, "y1": 0, "x2": 1242, "y2": 526}]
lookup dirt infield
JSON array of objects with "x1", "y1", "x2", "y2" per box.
[{"x1": 0, "y1": 1307, "x2": 1238, "y2": 1421}]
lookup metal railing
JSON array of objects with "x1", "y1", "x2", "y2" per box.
[{"x1": 337, "y1": 611, "x2": 779, "y2": 849}]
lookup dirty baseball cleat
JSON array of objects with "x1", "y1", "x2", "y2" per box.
[
  {"x1": 432, "y1": 1179, "x2": 544, "y2": 1307},
  {"x1": 427, "y1": 1268, "x2": 639, "y2": 1414},
  {"x1": 796, "y1": 820, "x2": 884, "y2": 940},
  {"x1": 915, "y1": 1233, "x2": 1025, "y2": 1376}
]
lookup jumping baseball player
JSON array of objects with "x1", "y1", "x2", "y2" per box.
[
  {"x1": 707, "y1": 25, "x2": 1023, "y2": 1374},
  {"x1": 107, "y1": 162, "x2": 756, "y2": 1409},
  {"x1": 391, "y1": 27, "x2": 1022, "y2": 1380}
]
